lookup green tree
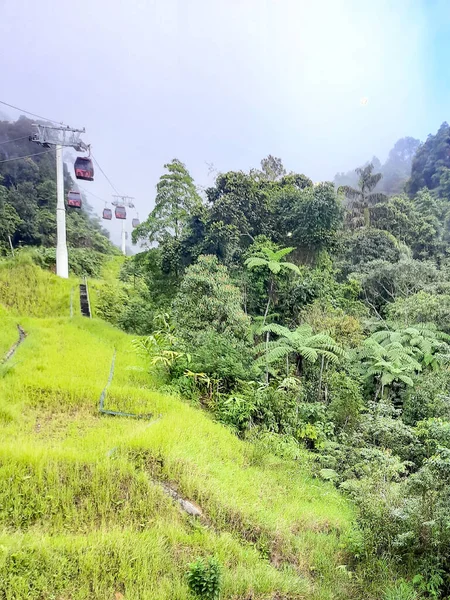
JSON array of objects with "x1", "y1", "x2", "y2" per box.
[
  {"x1": 133, "y1": 159, "x2": 201, "y2": 246},
  {"x1": 274, "y1": 182, "x2": 343, "y2": 255},
  {"x1": 339, "y1": 163, "x2": 387, "y2": 228},
  {"x1": 245, "y1": 246, "x2": 300, "y2": 324},
  {"x1": 174, "y1": 255, "x2": 250, "y2": 341},
  {"x1": 0, "y1": 185, "x2": 20, "y2": 251},
  {"x1": 250, "y1": 154, "x2": 286, "y2": 182},
  {"x1": 355, "y1": 258, "x2": 439, "y2": 315},
  {"x1": 407, "y1": 122, "x2": 450, "y2": 196},
  {"x1": 388, "y1": 291, "x2": 450, "y2": 333},
  {"x1": 357, "y1": 338, "x2": 421, "y2": 400},
  {"x1": 255, "y1": 323, "x2": 345, "y2": 381},
  {"x1": 371, "y1": 322, "x2": 450, "y2": 370},
  {"x1": 173, "y1": 255, "x2": 253, "y2": 384},
  {"x1": 381, "y1": 137, "x2": 420, "y2": 195},
  {"x1": 340, "y1": 229, "x2": 400, "y2": 273},
  {"x1": 371, "y1": 195, "x2": 441, "y2": 259},
  {"x1": 206, "y1": 171, "x2": 274, "y2": 247}
]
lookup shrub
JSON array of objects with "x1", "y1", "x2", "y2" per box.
[
  {"x1": 187, "y1": 557, "x2": 221, "y2": 600},
  {"x1": 383, "y1": 580, "x2": 418, "y2": 600},
  {"x1": 28, "y1": 246, "x2": 108, "y2": 278},
  {"x1": 326, "y1": 371, "x2": 364, "y2": 432}
]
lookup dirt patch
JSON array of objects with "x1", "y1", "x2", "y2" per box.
[{"x1": 32, "y1": 406, "x2": 99, "y2": 440}]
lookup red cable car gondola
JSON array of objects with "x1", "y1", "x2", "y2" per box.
[
  {"x1": 132, "y1": 217, "x2": 140, "y2": 228},
  {"x1": 115, "y1": 206, "x2": 126, "y2": 220},
  {"x1": 102, "y1": 208, "x2": 112, "y2": 220},
  {"x1": 67, "y1": 190, "x2": 82, "y2": 208},
  {"x1": 74, "y1": 157, "x2": 94, "y2": 181}
]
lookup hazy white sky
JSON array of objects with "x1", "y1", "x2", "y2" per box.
[{"x1": 0, "y1": 0, "x2": 448, "y2": 241}]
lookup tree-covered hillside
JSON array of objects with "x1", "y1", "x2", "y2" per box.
[
  {"x1": 0, "y1": 116, "x2": 115, "y2": 258},
  {"x1": 83, "y1": 129, "x2": 450, "y2": 598},
  {"x1": 334, "y1": 136, "x2": 421, "y2": 196}
]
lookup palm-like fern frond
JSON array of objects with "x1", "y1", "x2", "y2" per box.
[
  {"x1": 256, "y1": 322, "x2": 346, "y2": 370},
  {"x1": 245, "y1": 257, "x2": 269, "y2": 269},
  {"x1": 338, "y1": 185, "x2": 362, "y2": 200},
  {"x1": 271, "y1": 247, "x2": 295, "y2": 261}
]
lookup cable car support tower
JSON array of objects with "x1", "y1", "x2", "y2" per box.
[
  {"x1": 30, "y1": 124, "x2": 89, "y2": 279},
  {"x1": 112, "y1": 195, "x2": 135, "y2": 255}
]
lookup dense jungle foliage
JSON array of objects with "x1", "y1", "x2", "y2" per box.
[{"x1": 97, "y1": 125, "x2": 450, "y2": 599}]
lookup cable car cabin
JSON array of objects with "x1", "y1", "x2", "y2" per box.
[
  {"x1": 132, "y1": 218, "x2": 140, "y2": 228},
  {"x1": 102, "y1": 208, "x2": 112, "y2": 220},
  {"x1": 115, "y1": 206, "x2": 126, "y2": 219},
  {"x1": 67, "y1": 190, "x2": 82, "y2": 208},
  {"x1": 74, "y1": 157, "x2": 94, "y2": 181}
]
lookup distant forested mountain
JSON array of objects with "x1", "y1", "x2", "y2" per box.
[{"x1": 334, "y1": 136, "x2": 420, "y2": 195}]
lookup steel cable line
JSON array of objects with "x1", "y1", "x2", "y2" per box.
[
  {"x1": 0, "y1": 99, "x2": 65, "y2": 126},
  {"x1": 0, "y1": 136, "x2": 30, "y2": 146},
  {"x1": 76, "y1": 183, "x2": 109, "y2": 205},
  {"x1": 0, "y1": 149, "x2": 54, "y2": 164},
  {"x1": 91, "y1": 154, "x2": 121, "y2": 196}
]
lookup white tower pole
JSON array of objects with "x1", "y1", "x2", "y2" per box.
[
  {"x1": 121, "y1": 220, "x2": 126, "y2": 256},
  {"x1": 55, "y1": 144, "x2": 69, "y2": 278}
]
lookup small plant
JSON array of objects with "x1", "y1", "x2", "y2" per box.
[
  {"x1": 384, "y1": 580, "x2": 418, "y2": 600},
  {"x1": 187, "y1": 556, "x2": 221, "y2": 599}
]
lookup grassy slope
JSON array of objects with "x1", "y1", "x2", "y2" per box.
[{"x1": 0, "y1": 263, "x2": 358, "y2": 600}]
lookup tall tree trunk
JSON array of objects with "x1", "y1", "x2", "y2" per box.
[
  {"x1": 296, "y1": 354, "x2": 303, "y2": 377},
  {"x1": 363, "y1": 205, "x2": 370, "y2": 228},
  {"x1": 262, "y1": 279, "x2": 274, "y2": 326},
  {"x1": 243, "y1": 281, "x2": 247, "y2": 315},
  {"x1": 265, "y1": 331, "x2": 270, "y2": 384},
  {"x1": 317, "y1": 355, "x2": 325, "y2": 401}
]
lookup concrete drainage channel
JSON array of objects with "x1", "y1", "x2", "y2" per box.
[
  {"x1": 1, "y1": 324, "x2": 27, "y2": 364},
  {"x1": 98, "y1": 352, "x2": 204, "y2": 519},
  {"x1": 98, "y1": 349, "x2": 154, "y2": 420},
  {"x1": 160, "y1": 482, "x2": 203, "y2": 518},
  {"x1": 79, "y1": 278, "x2": 91, "y2": 318}
]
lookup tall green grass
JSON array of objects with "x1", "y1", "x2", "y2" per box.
[
  {"x1": 0, "y1": 315, "x2": 357, "y2": 599},
  {"x1": 0, "y1": 312, "x2": 19, "y2": 358},
  {"x1": 0, "y1": 254, "x2": 79, "y2": 317}
]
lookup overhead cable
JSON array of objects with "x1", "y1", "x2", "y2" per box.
[
  {"x1": 0, "y1": 149, "x2": 54, "y2": 164},
  {"x1": 0, "y1": 136, "x2": 30, "y2": 146},
  {"x1": 91, "y1": 154, "x2": 121, "y2": 196},
  {"x1": 0, "y1": 99, "x2": 65, "y2": 126}
]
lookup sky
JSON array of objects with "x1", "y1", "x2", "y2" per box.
[{"x1": 0, "y1": 0, "x2": 450, "y2": 245}]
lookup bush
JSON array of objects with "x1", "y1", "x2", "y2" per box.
[
  {"x1": 94, "y1": 281, "x2": 129, "y2": 325},
  {"x1": 340, "y1": 229, "x2": 401, "y2": 272},
  {"x1": 186, "y1": 328, "x2": 254, "y2": 386},
  {"x1": 28, "y1": 246, "x2": 107, "y2": 278},
  {"x1": 383, "y1": 580, "x2": 418, "y2": 600},
  {"x1": 403, "y1": 370, "x2": 450, "y2": 425},
  {"x1": 117, "y1": 295, "x2": 154, "y2": 335},
  {"x1": 327, "y1": 371, "x2": 364, "y2": 432},
  {"x1": 187, "y1": 557, "x2": 221, "y2": 600}
]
